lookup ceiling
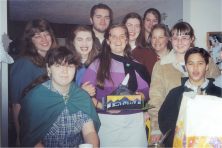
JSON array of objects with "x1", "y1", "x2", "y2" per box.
[{"x1": 8, "y1": 0, "x2": 183, "y2": 27}]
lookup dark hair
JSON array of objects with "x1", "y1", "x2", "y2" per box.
[
  {"x1": 66, "y1": 25, "x2": 99, "y2": 66},
  {"x1": 22, "y1": 46, "x2": 80, "y2": 97},
  {"x1": 143, "y1": 8, "x2": 161, "y2": 23},
  {"x1": 46, "y1": 46, "x2": 80, "y2": 67},
  {"x1": 148, "y1": 23, "x2": 172, "y2": 51},
  {"x1": 19, "y1": 18, "x2": 58, "y2": 67},
  {"x1": 90, "y1": 3, "x2": 113, "y2": 25},
  {"x1": 122, "y1": 12, "x2": 144, "y2": 48},
  {"x1": 185, "y1": 47, "x2": 210, "y2": 65},
  {"x1": 96, "y1": 24, "x2": 131, "y2": 88},
  {"x1": 141, "y1": 8, "x2": 161, "y2": 48},
  {"x1": 171, "y1": 21, "x2": 195, "y2": 47}
]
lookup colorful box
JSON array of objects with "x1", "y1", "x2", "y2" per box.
[{"x1": 106, "y1": 95, "x2": 143, "y2": 110}]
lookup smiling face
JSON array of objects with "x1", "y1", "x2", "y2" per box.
[
  {"x1": 125, "y1": 18, "x2": 141, "y2": 42},
  {"x1": 32, "y1": 31, "x2": 52, "y2": 57},
  {"x1": 144, "y1": 13, "x2": 159, "y2": 34},
  {"x1": 151, "y1": 28, "x2": 169, "y2": 52},
  {"x1": 73, "y1": 30, "x2": 93, "y2": 60},
  {"x1": 171, "y1": 30, "x2": 194, "y2": 54},
  {"x1": 90, "y1": 8, "x2": 111, "y2": 33},
  {"x1": 186, "y1": 53, "x2": 208, "y2": 86},
  {"x1": 107, "y1": 27, "x2": 128, "y2": 56},
  {"x1": 47, "y1": 62, "x2": 76, "y2": 91}
]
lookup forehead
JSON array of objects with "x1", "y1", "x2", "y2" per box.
[
  {"x1": 187, "y1": 53, "x2": 204, "y2": 61},
  {"x1": 126, "y1": 18, "x2": 141, "y2": 25},
  {"x1": 75, "y1": 31, "x2": 92, "y2": 37},
  {"x1": 94, "y1": 8, "x2": 110, "y2": 16},
  {"x1": 110, "y1": 27, "x2": 126, "y2": 35},
  {"x1": 145, "y1": 13, "x2": 158, "y2": 19},
  {"x1": 152, "y1": 28, "x2": 165, "y2": 34}
]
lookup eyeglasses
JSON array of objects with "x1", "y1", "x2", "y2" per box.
[
  {"x1": 171, "y1": 35, "x2": 191, "y2": 43},
  {"x1": 109, "y1": 35, "x2": 127, "y2": 42}
]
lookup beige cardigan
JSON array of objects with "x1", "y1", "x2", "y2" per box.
[{"x1": 148, "y1": 50, "x2": 220, "y2": 135}]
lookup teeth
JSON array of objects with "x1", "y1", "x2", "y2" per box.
[
  {"x1": 41, "y1": 43, "x2": 49, "y2": 46},
  {"x1": 80, "y1": 47, "x2": 88, "y2": 51}
]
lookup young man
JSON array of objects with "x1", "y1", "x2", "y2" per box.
[
  {"x1": 158, "y1": 47, "x2": 221, "y2": 147},
  {"x1": 90, "y1": 3, "x2": 113, "y2": 50}
]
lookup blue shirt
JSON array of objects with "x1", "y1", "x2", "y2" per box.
[
  {"x1": 9, "y1": 57, "x2": 45, "y2": 103},
  {"x1": 76, "y1": 65, "x2": 87, "y2": 86}
]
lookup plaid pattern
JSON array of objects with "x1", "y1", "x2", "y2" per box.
[{"x1": 42, "y1": 107, "x2": 92, "y2": 147}]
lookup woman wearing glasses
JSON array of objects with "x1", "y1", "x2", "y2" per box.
[{"x1": 148, "y1": 21, "x2": 220, "y2": 144}]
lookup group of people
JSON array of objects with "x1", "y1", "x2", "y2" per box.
[{"x1": 9, "y1": 3, "x2": 221, "y2": 147}]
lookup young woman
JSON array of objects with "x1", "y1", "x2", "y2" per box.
[
  {"x1": 66, "y1": 25, "x2": 99, "y2": 86},
  {"x1": 142, "y1": 8, "x2": 161, "y2": 47},
  {"x1": 158, "y1": 47, "x2": 222, "y2": 147},
  {"x1": 19, "y1": 47, "x2": 100, "y2": 147},
  {"x1": 148, "y1": 21, "x2": 220, "y2": 143},
  {"x1": 9, "y1": 18, "x2": 58, "y2": 145},
  {"x1": 81, "y1": 24, "x2": 149, "y2": 147},
  {"x1": 148, "y1": 24, "x2": 172, "y2": 59},
  {"x1": 122, "y1": 12, "x2": 158, "y2": 81}
]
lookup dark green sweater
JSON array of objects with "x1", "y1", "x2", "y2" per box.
[{"x1": 19, "y1": 81, "x2": 100, "y2": 147}]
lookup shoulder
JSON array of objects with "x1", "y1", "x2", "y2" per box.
[
  {"x1": 12, "y1": 57, "x2": 30, "y2": 66},
  {"x1": 160, "y1": 50, "x2": 175, "y2": 65},
  {"x1": 21, "y1": 83, "x2": 46, "y2": 104},
  {"x1": 133, "y1": 47, "x2": 157, "y2": 57},
  {"x1": 88, "y1": 58, "x2": 100, "y2": 68},
  {"x1": 167, "y1": 86, "x2": 184, "y2": 97},
  {"x1": 70, "y1": 83, "x2": 90, "y2": 98},
  {"x1": 11, "y1": 57, "x2": 37, "y2": 70},
  {"x1": 207, "y1": 79, "x2": 222, "y2": 97}
]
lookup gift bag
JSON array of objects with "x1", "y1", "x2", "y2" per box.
[{"x1": 173, "y1": 94, "x2": 222, "y2": 147}]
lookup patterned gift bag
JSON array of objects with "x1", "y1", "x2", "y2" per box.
[{"x1": 173, "y1": 94, "x2": 222, "y2": 148}]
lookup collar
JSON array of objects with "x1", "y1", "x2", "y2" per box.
[
  {"x1": 160, "y1": 49, "x2": 177, "y2": 65},
  {"x1": 42, "y1": 80, "x2": 70, "y2": 97},
  {"x1": 184, "y1": 79, "x2": 209, "y2": 96},
  {"x1": 160, "y1": 49, "x2": 188, "y2": 76}
]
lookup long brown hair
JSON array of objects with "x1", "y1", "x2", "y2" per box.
[
  {"x1": 66, "y1": 25, "x2": 99, "y2": 66},
  {"x1": 122, "y1": 12, "x2": 145, "y2": 48},
  {"x1": 141, "y1": 8, "x2": 161, "y2": 48},
  {"x1": 96, "y1": 24, "x2": 131, "y2": 89},
  {"x1": 19, "y1": 18, "x2": 58, "y2": 67}
]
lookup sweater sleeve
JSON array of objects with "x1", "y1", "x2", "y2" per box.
[
  {"x1": 148, "y1": 61, "x2": 166, "y2": 134},
  {"x1": 158, "y1": 87, "x2": 183, "y2": 147},
  {"x1": 9, "y1": 58, "x2": 45, "y2": 104},
  {"x1": 81, "y1": 60, "x2": 99, "y2": 87}
]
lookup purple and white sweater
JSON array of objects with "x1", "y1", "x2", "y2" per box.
[{"x1": 82, "y1": 53, "x2": 149, "y2": 115}]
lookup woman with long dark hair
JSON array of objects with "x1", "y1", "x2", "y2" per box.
[
  {"x1": 122, "y1": 12, "x2": 158, "y2": 81},
  {"x1": 9, "y1": 18, "x2": 58, "y2": 145},
  {"x1": 82, "y1": 24, "x2": 149, "y2": 147}
]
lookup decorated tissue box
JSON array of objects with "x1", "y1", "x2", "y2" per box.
[{"x1": 106, "y1": 94, "x2": 144, "y2": 110}]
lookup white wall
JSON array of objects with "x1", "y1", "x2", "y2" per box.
[{"x1": 183, "y1": 0, "x2": 222, "y2": 49}]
